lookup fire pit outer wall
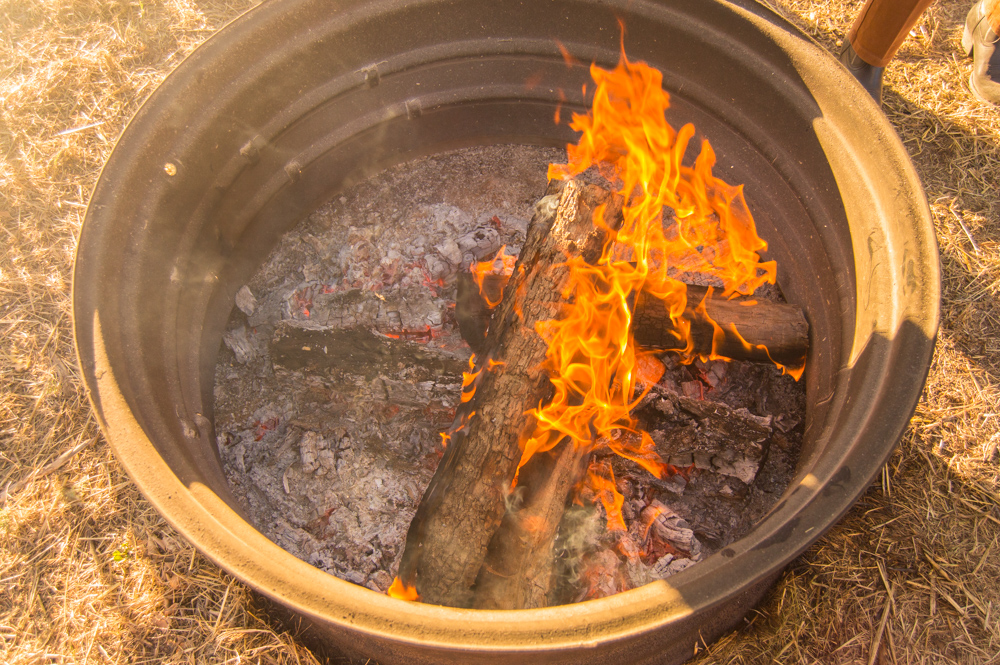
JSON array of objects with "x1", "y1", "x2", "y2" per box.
[{"x1": 73, "y1": 0, "x2": 939, "y2": 663}]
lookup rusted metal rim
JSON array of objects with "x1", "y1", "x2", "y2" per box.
[{"x1": 73, "y1": 0, "x2": 939, "y2": 662}]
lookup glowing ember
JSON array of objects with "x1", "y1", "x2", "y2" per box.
[{"x1": 516, "y1": 45, "x2": 787, "y2": 530}]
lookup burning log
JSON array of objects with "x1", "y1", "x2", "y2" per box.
[
  {"x1": 457, "y1": 253, "x2": 808, "y2": 369},
  {"x1": 398, "y1": 176, "x2": 811, "y2": 607},
  {"x1": 394, "y1": 179, "x2": 616, "y2": 607},
  {"x1": 472, "y1": 439, "x2": 590, "y2": 609}
]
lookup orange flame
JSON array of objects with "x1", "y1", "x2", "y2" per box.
[
  {"x1": 387, "y1": 577, "x2": 420, "y2": 601},
  {"x1": 726, "y1": 322, "x2": 806, "y2": 380},
  {"x1": 471, "y1": 245, "x2": 517, "y2": 308},
  {"x1": 514, "y1": 47, "x2": 786, "y2": 514},
  {"x1": 460, "y1": 354, "x2": 482, "y2": 403},
  {"x1": 588, "y1": 460, "x2": 626, "y2": 531},
  {"x1": 603, "y1": 430, "x2": 665, "y2": 478},
  {"x1": 454, "y1": 410, "x2": 476, "y2": 433},
  {"x1": 693, "y1": 287, "x2": 729, "y2": 361},
  {"x1": 438, "y1": 355, "x2": 506, "y2": 450},
  {"x1": 641, "y1": 504, "x2": 666, "y2": 542},
  {"x1": 635, "y1": 353, "x2": 665, "y2": 386}
]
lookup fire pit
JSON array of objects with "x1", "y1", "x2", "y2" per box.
[{"x1": 73, "y1": 0, "x2": 939, "y2": 663}]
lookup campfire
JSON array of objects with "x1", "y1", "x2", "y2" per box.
[
  {"x1": 215, "y1": 49, "x2": 807, "y2": 611},
  {"x1": 73, "y1": 0, "x2": 941, "y2": 657}
]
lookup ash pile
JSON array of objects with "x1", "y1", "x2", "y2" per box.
[{"x1": 212, "y1": 146, "x2": 804, "y2": 599}]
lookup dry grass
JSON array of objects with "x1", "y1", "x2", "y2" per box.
[
  {"x1": 0, "y1": 0, "x2": 997, "y2": 662},
  {"x1": 1, "y1": 0, "x2": 324, "y2": 662}
]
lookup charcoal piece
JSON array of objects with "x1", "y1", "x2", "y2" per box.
[
  {"x1": 456, "y1": 226, "x2": 501, "y2": 259},
  {"x1": 223, "y1": 325, "x2": 257, "y2": 364},
  {"x1": 644, "y1": 386, "x2": 772, "y2": 489},
  {"x1": 435, "y1": 238, "x2": 463, "y2": 266},
  {"x1": 270, "y1": 323, "x2": 467, "y2": 381},
  {"x1": 235, "y1": 285, "x2": 258, "y2": 316}
]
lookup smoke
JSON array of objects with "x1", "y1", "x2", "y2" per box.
[{"x1": 546, "y1": 504, "x2": 604, "y2": 605}]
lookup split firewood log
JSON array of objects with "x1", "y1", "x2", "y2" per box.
[
  {"x1": 631, "y1": 286, "x2": 807, "y2": 368},
  {"x1": 395, "y1": 179, "x2": 615, "y2": 607}
]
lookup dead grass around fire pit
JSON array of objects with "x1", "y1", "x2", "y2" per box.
[{"x1": 1, "y1": 0, "x2": 997, "y2": 662}]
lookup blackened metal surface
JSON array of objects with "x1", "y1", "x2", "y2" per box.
[{"x1": 73, "y1": 0, "x2": 939, "y2": 663}]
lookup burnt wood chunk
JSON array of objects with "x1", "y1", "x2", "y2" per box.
[
  {"x1": 645, "y1": 386, "x2": 772, "y2": 495},
  {"x1": 270, "y1": 323, "x2": 467, "y2": 381},
  {"x1": 455, "y1": 273, "x2": 504, "y2": 354},
  {"x1": 396, "y1": 180, "x2": 616, "y2": 607}
]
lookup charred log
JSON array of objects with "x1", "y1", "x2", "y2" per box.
[
  {"x1": 270, "y1": 323, "x2": 468, "y2": 381},
  {"x1": 455, "y1": 272, "x2": 495, "y2": 353}
]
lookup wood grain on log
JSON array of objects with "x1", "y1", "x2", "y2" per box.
[
  {"x1": 472, "y1": 439, "x2": 590, "y2": 609},
  {"x1": 396, "y1": 180, "x2": 616, "y2": 607}
]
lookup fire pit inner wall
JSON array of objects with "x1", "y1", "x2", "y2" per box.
[{"x1": 74, "y1": 0, "x2": 939, "y2": 663}]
